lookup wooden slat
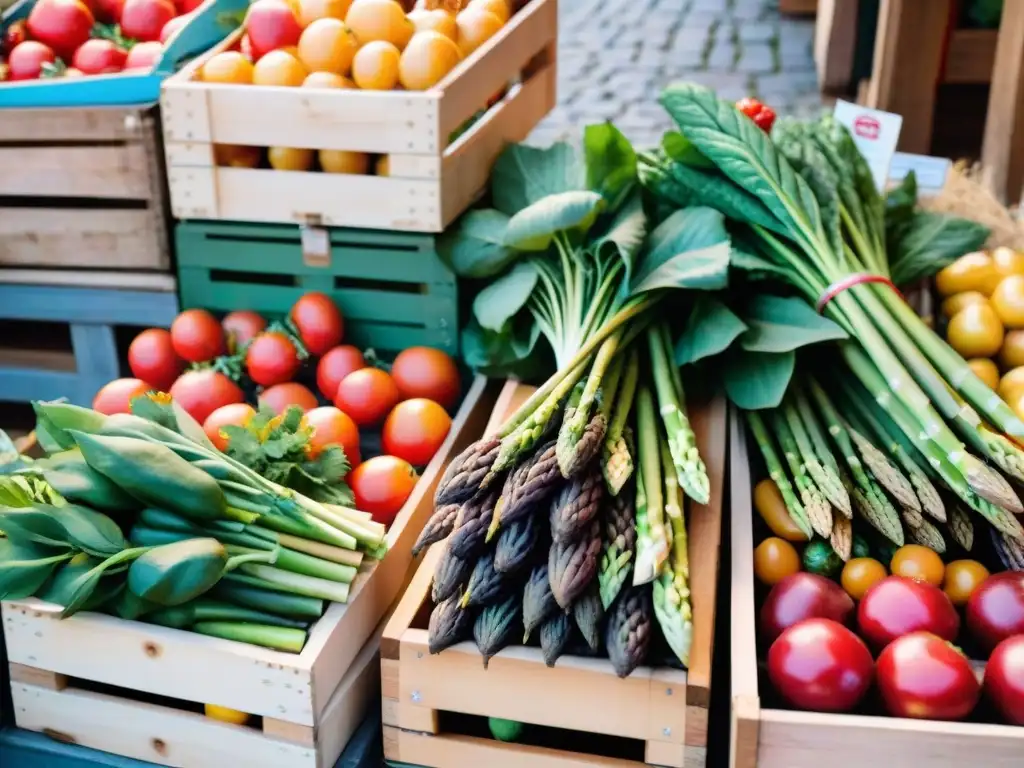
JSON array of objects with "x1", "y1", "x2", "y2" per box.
[
  {"x1": 944, "y1": 29, "x2": 998, "y2": 84},
  {"x1": 0, "y1": 144, "x2": 153, "y2": 199},
  {"x1": 814, "y1": 0, "x2": 859, "y2": 91},
  {"x1": 779, "y1": 0, "x2": 817, "y2": 13},
  {"x1": 0, "y1": 269, "x2": 176, "y2": 291},
  {"x1": 0, "y1": 106, "x2": 150, "y2": 142},
  {"x1": 981, "y1": 1, "x2": 1024, "y2": 203}
]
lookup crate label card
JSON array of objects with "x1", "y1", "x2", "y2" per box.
[
  {"x1": 301, "y1": 225, "x2": 331, "y2": 268},
  {"x1": 889, "y1": 152, "x2": 951, "y2": 196},
  {"x1": 833, "y1": 100, "x2": 903, "y2": 191}
]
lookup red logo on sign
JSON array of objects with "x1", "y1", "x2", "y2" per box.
[{"x1": 854, "y1": 115, "x2": 881, "y2": 140}]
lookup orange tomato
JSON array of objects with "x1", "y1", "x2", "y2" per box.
[
  {"x1": 382, "y1": 398, "x2": 452, "y2": 466},
  {"x1": 295, "y1": 0, "x2": 351, "y2": 26},
  {"x1": 258, "y1": 382, "x2": 320, "y2": 414},
  {"x1": 202, "y1": 403, "x2": 256, "y2": 452},
  {"x1": 268, "y1": 146, "x2": 315, "y2": 171},
  {"x1": 252, "y1": 49, "x2": 307, "y2": 86},
  {"x1": 467, "y1": 0, "x2": 509, "y2": 23},
  {"x1": 345, "y1": 0, "x2": 413, "y2": 48},
  {"x1": 406, "y1": 8, "x2": 456, "y2": 40},
  {"x1": 93, "y1": 378, "x2": 154, "y2": 416},
  {"x1": 305, "y1": 405, "x2": 361, "y2": 467},
  {"x1": 297, "y1": 17, "x2": 358, "y2": 74},
  {"x1": 753, "y1": 537, "x2": 800, "y2": 586},
  {"x1": 213, "y1": 144, "x2": 262, "y2": 167},
  {"x1": 943, "y1": 559, "x2": 990, "y2": 607},
  {"x1": 454, "y1": 8, "x2": 502, "y2": 57},
  {"x1": 390, "y1": 346, "x2": 460, "y2": 410},
  {"x1": 398, "y1": 30, "x2": 460, "y2": 90},
  {"x1": 319, "y1": 149, "x2": 369, "y2": 173},
  {"x1": 348, "y1": 454, "x2": 418, "y2": 525},
  {"x1": 890, "y1": 544, "x2": 945, "y2": 587},
  {"x1": 334, "y1": 367, "x2": 401, "y2": 426},
  {"x1": 841, "y1": 558, "x2": 887, "y2": 601},
  {"x1": 302, "y1": 70, "x2": 353, "y2": 87},
  {"x1": 350, "y1": 39, "x2": 399, "y2": 89},
  {"x1": 201, "y1": 50, "x2": 254, "y2": 83}
]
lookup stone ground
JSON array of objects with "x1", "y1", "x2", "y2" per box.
[{"x1": 527, "y1": 0, "x2": 826, "y2": 148}]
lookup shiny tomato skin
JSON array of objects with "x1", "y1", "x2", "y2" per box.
[
  {"x1": 175, "y1": 0, "x2": 203, "y2": 12},
  {"x1": 984, "y1": 635, "x2": 1024, "y2": 725},
  {"x1": 858, "y1": 576, "x2": 959, "y2": 650},
  {"x1": 72, "y1": 38, "x2": 128, "y2": 73},
  {"x1": 382, "y1": 398, "x2": 452, "y2": 466},
  {"x1": 169, "y1": 369, "x2": 244, "y2": 424},
  {"x1": 760, "y1": 572, "x2": 855, "y2": 644},
  {"x1": 202, "y1": 402, "x2": 256, "y2": 452},
  {"x1": 222, "y1": 310, "x2": 266, "y2": 352},
  {"x1": 305, "y1": 406, "x2": 360, "y2": 468},
  {"x1": 876, "y1": 631, "x2": 980, "y2": 720},
  {"x1": 120, "y1": 0, "x2": 176, "y2": 41},
  {"x1": 128, "y1": 328, "x2": 184, "y2": 392},
  {"x1": 92, "y1": 378, "x2": 154, "y2": 415},
  {"x1": 258, "y1": 382, "x2": 319, "y2": 415},
  {"x1": 348, "y1": 455, "x2": 418, "y2": 526},
  {"x1": 92, "y1": 0, "x2": 123, "y2": 22},
  {"x1": 123, "y1": 40, "x2": 163, "y2": 70},
  {"x1": 291, "y1": 292, "x2": 344, "y2": 357},
  {"x1": 334, "y1": 368, "x2": 401, "y2": 427},
  {"x1": 27, "y1": 0, "x2": 93, "y2": 60},
  {"x1": 316, "y1": 345, "x2": 365, "y2": 400},
  {"x1": 170, "y1": 309, "x2": 226, "y2": 363},
  {"x1": 767, "y1": 618, "x2": 873, "y2": 713},
  {"x1": 246, "y1": 331, "x2": 301, "y2": 387},
  {"x1": 390, "y1": 346, "x2": 460, "y2": 410},
  {"x1": 967, "y1": 572, "x2": 1024, "y2": 652},
  {"x1": 7, "y1": 40, "x2": 56, "y2": 80},
  {"x1": 246, "y1": 0, "x2": 302, "y2": 61}
]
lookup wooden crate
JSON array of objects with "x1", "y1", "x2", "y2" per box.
[
  {"x1": 380, "y1": 379, "x2": 728, "y2": 768},
  {"x1": 160, "y1": 0, "x2": 557, "y2": 232},
  {"x1": 0, "y1": 106, "x2": 172, "y2": 272},
  {"x1": 780, "y1": 0, "x2": 817, "y2": 15},
  {"x1": 0, "y1": 271, "x2": 179, "y2": 406},
  {"x1": 2, "y1": 375, "x2": 500, "y2": 768},
  {"x1": 175, "y1": 221, "x2": 459, "y2": 355}
]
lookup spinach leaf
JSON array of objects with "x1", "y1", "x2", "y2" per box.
[
  {"x1": 584, "y1": 122, "x2": 637, "y2": 210},
  {"x1": 439, "y1": 209, "x2": 516, "y2": 278},
  {"x1": 675, "y1": 296, "x2": 748, "y2": 365},
  {"x1": 889, "y1": 211, "x2": 990, "y2": 286},
  {"x1": 490, "y1": 142, "x2": 585, "y2": 217}
]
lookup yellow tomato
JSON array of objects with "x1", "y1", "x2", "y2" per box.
[
  {"x1": 940, "y1": 291, "x2": 989, "y2": 319},
  {"x1": 295, "y1": 0, "x2": 351, "y2": 27},
  {"x1": 841, "y1": 557, "x2": 887, "y2": 601},
  {"x1": 252, "y1": 50, "x2": 308, "y2": 86},
  {"x1": 297, "y1": 17, "x2": 359, "y2": 74},
  {"x1": 319, "y1": 149, "x2": 369, "y2": 173},
  {"x1": 753, "y1": 478, "x2": 808, "y2": 542},
  {"x1": 201, "y1": 51, "x2": 254, "y2": 84},
  {"x1": 204, "y1": 704, "x2": 251, "y2": 725},
  {"x1": 943, "y1": 559, "x2": 990, "y2": 607},
  {"x1": 398, "y1": 30, "x2": 461, "y2": 90},
  {"x1": 455, "y1": 8, "x2": 503, "y2": 57},
  {"x1": 1001, "y1": 329, "x2": 1024, "y2": 370},
  {"x1": 753, "y1": 537, "x2": 801, "y2": 585},
  {"x1": 350, "y1": 40, "x2": 400, "y2": 89},
  {"x1": 967, "y1": 358, "x2": 1000, "y2": 390},
  {"x1": 999, "y1": 366, "x2": 1024, "y2": 402},
  {"x1": 947, "y1": 302, "x2": 1004, "y2": 359},
  {"x1": 1010, "y1": 389, "x2": 1024, "y2": 423},
  {"x1": 213, "y1": 144, "x2": 261, "y2": 168},
  {"x1": 345, "y1": 0, "x2": 414, "y2": 48},
  {"x1": 890, "y1": 544, "x2": 945, "y2": 587},
  {"x1": 992, "y1": 275, "x2": 1024, "y2": 329},
  {"x1": 993, "y1": 246, "x2": 1024, "y2": 277},
  {"x1": 268, "y1": 146, "x2": 315, "y2": 171},
  {"x1": 936, "y1": 251, "x2": 1001, "y2": 297},
  {"x1": 467, "y1": 0, "x2": 510, "y2": 23},
  {"x1": 302, "y1": 71, "x2": 353, "y2": 88},
  {"x1": 407, "y1": 8, "x2": 457, "y2": 40}
]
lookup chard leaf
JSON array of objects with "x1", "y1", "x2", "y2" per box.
[
  {"x1": 491, "y1": 142, "x2": 584, "y2": 216},
  {"x1": 739, "y1": 295, "x2": 848, "y2": 353},
  {"x1": 439, "y1": 209, "x2": 516, "y2": 278},
  {"x1": 629, "y1": 207, "x2": 731, "y2": 295},
  {"x1": 662, "y1": 131, "x2": 715, "y2": 168},
  {"x1": 593, "y1": 190, "x2": 647, "y2": 280},
  {"x1": 889, "y1": 211, "x2": 990, "y2": 286},
  {"x1": 584, "y1": 122, "x2": 637, "y2": 210},
  {"x1": 723, "y1": 349, "x2": 795, "y2": 410},
  {"x1": 461, "y1": 318, "x2": 548, "y2": 379},
  {"x1": 503, "y1": 191, "x2": 605, "y2": 250},
  {"x1": 675, "y1": 296, "x2": 748, "y2": 365},
  {"x1": 472, "y1": 261, "x2": 538, "y2": 332}
]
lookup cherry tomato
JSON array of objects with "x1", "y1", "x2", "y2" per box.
[
  {"x1": 967, "y1": 572, "x2": 1024, "y2": 652},
  {"x1": 222, "y1": 310, "x2": 266, "y2": 353},
  {"x1": 753, "y1": 537, "x2": 800, "y2": 586},
  {"x1": 123, "y1": 40, "x2": 163, "y2": 70},
  {"x1": 348, "y1": 455, "x2": 418, "y2": 526},
  {"x1": 127, "y1": 328, "x2": 183, "y2": 392},
  {"x1": 169, "y1": 370, "x2": 244, "y2": 424},
  {"x1": 26, "y1": 0, "x2": 93, "y2": 60},
  {"x1": 316, "y1": 345, "x2": 365, "y2": 400},
  {"x1": 246, "y1": 0, "x2": 303, "y2": 60},
  {"x1": 984, "y1": 635, "x2": 1024, "y2": 725},
  {"x1": 382, "y1": 398, "x2": 452, "y2": 466},
  {"x1": 305, "y1": 406, "x2": 360, "y2": 469},
  {"x1": 890, "y1": 544, "x2": 945, "y2": 587},
  {"x1": 390, "y1": 346, "x2": 460, "y2": 410},
  {"x1": 246, "y1": 331, "x2": 301, "y2": 387},
  {"x1": 120, "y1": 0, "x2": 176, "y2": 42},
  {"x1": 753, "y1": 478, "x2": 808, "y2": 542},
  {"x1": 202, "y1": 403, "x2": 256, "y2": 452},
  {"x1": 92, "y1": 378, "x2": 153, "y2": 415},
  {"x1": 767, "y1": 618, "x2": 873, "y2": 713},
  {"x1": 943, "y1": 559, "x2": 990, "y2": 607},
  {"x1": 841, "y1": 557, "x2": 887, "y2": 601},
  {"x1": 7, "y1": 41, "x2": 56, "y2": 80},
  {"x1": 760, "y1": 572, "x2": 855, "y2": 644},
  {"x1": 204, "y1": 704, "x2": 250, "y2": 725},
  {"x1": 93, "y1": 0, "x2": 123, "y2": 22},
  {"x1": 290, "y1": 292, "x2": 344, "y2": 357},
  {"x1": 170, "y1": 309, "x2": 226, "y2": 363},
  {"x1": 858, "y1": 576, "x2": 959, "y2": 649},
  {"x1": 334, "y1": 367, "x2": 401, "y2": 427},
  {"x1": 258, "y1": 382, "x2": 319, "y2": 415},
  {"x1": 877, "y1": 631, "x2": 980, "y2": 720}
]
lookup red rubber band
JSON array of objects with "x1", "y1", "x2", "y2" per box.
[{"x1": 816, "y1": 273, "x2": 904, "y2": 314}]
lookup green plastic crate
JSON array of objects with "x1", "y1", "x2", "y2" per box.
[{"x1": 175, "y1": 221, "x2": 458, "y2": 355}]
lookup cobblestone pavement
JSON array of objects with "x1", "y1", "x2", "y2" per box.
[{"x1": 527, "y1": 0, "x2": 825, "y2": 148}]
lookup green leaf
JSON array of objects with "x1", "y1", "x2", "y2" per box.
[
  {"x1": 0, "y1": 538, "x2": 72, "y2": 601},
  {"x1": 889, "y1": 210, "x2": 990, "y2": 286},
  {"x1": 53, "y1": 505, "x2": 127, "y2": 557},
  {"x1": 723, "y1": 349, "x2": 796, "y2": 410},
  {"x1": 222, "y1": 425, "x2": 263, "y2": 467},
  {"x1": 739, "y1": 295, "x2": 848, "y2": 353},
  {"x1": 491, "y1": 141, "x2": 584, "y2": 216},
  {"x1": 472, "y1": 261, "x2": 538, "y2": 332},
  {"x1": 0, "y1": 507, "x2": 72, "y2": 549},
  {"x1": 171, "y1": 401, "x2": 218, "y2": 450},
  {"x1": 439, "y1": 209, "x2": 516, "y2": 278},
  {"x1": 584, "y1": 122, "x2": 637, "y2": 209},
  {"x1": 662, "y1": 131, "x2": 715, "y2": 168},
  {"x1": 129, "y1": 394, "x2": 179, "y2": 430},
  {"x1": 593, "y1": 190, "x2": 647, "y2": 280},
  {"x1": 630, "y1": 207, "x2": 731, "y2": 295},
  {"x1": 503, "y1": 191, "x2": 605, "y2": 251},
  {"x1": 461, "y1": 317, "x2": 548, "y2": 379},
  {"x1": 60, "y1": 546, "x2": 145, "y2": 617},
  {"x1": 38, "y1": 554, "x2": 103, "y2": 606},
  {"x1": 729, "y1": 248, "x2": 794, "y2": 281},
  {"x1": 675, "y1": 296, "x2": 748, "y2": 365},
  {"x1": 127, "y1": 538, "x2": 230, "y2": 607}
]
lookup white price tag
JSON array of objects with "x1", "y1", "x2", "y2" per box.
[
  {"x1": 300, "y1": 225, "x2": 331, "y2": 268},
  {"x1": 833, "y1": 100, "x2": 903, "y2": 192},
  {"x1": 889, "y1": 152, "x2": 951, "y2": 196}
]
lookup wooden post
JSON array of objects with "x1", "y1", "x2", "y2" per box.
[
  {"x1": 981, "y1": 1, "x2": 1024, "y2": 203},
  {"x1": 815, "y1": 0, "x2": 859, "y2": 92}
]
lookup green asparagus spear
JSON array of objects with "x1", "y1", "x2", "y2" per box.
[{"x1": 745, "y1": 411, "x2": 813, "y2": 539}]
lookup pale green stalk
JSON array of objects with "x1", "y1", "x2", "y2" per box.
[
  {"x1": 603, "y1": 347, "x2": 639, "y2": 495},
  {"x1": 653, "y1": 439, "x2": 692, "y2": 668},
  {"x1": 781, "y1": 395, "x2": 850, "y2": 516},
  {"x1": 769, "y1": 409, "x2": 832, "y2": 538},
  {"x1": 745, "y1": 411, "x2": 812, "y2": 539},
  {"x1": 633, "y1": 384, "x2": 668, "y2": 584}
]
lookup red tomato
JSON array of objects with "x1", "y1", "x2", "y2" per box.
[
  {"x1": 382, "y1": 398, "x2": 452, "y2": 466},
  {"x1": 170, "y1": 309, "x2": 226, "y2": 363},
  {"x1": 169, "y1": 369, "x2": 244, "y2": 424},
  {"x1": 984, "y1": 635, "x2": 1024, "y2": 725},
  {"x1": 334, "y1": 368, "x2": 401, "y2": 427},
  {"x1": 760, "y1": 572, "x2": 855, "y2": 644},
  {"x1": 258, "y1": 382, "x2": 319, "y2": 415},
  {"x1": 877, "y1": 631, "x2": 980, "y2": 720},
  {"x1": 305, "y1": 406, "x2": 360, "y2": 468},
  {"x1": 26, "y1": 0, "x2": 93, "y2": 59},
  {"x1": 316, "y1": 345, "x2": 365, "y2": 400},
  {"x1": 221, "y1": 310, "x2": 266, "y2": 353},
  {"x1": 92, "y1": 0, "x2": 123, "y2": 22},
  {"x1": 246, "y1": 331, "x2": 301, "y2": 386},
  {"x1": 72, "y1": 39, "x2": 128, "y2": 74},
  {"x1": 967, "y1": 572, "x2": 1024, "y2": 652},
  {"x1": 7, "y1": 41, "x2": 56, "y2": 80},
  {"x1": 202, "y1": 402, "x2": 256, "y2": 452},
  {"x1": 348, "y1": 455, "x2": 418, "y2": 526},
  {"x1": 92, "y1": 378, "x2": 154, "y2": 415},
  {"x1": 2, "y1": 20, "x2": 27, "y2": 56},
  {"x1": 291, "y1": 292, "x2": 344, "y2": 357},
  {"x1": 175, "y1": 0, "x2": 203, "y2": 12},
  {"x1": 390, "y1": 346, "x2": 460, "y2": 410},
  {"x1": 239, "y1": 33, "x2": 253, "y2": 60},
  {"x1": 159, "y1": 13, "x2": 192, "y2": 43},
  {"x1": 123, "y1": 40, "x2": 163, "y2": 70},
  {"x1": 245, "y1": 0, "x2": 302, "y2": 61},
  {"x1": 127, "y1": 328, "x2": 183, "y2": 392},
  {"x1": 120, "y1": 0, "x2": 176, "y2": 41},
  {"x1": 767, "y1": 618, "x2": 873, "y2": 713},
  {"x1": 858, "y1": 575, "x2": 959, "y2": 650}
]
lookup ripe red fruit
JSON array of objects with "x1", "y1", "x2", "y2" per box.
[
  {"x1": 857, "y1": 575, "x2": 959, "y2": 649},
  {"x1": 222, "y1": 310, "x2": 267, "y2": 352},
  {"x1": 169, "y1": 369, "x2": 244, "y2": 424},
  {"x1": 390, "y1": 346, "x2": 460, "y2": 410},
  {"x1": 258, "y1": 382, "x2": 319, "y2": 415},
  {"x1": 7, "y1": 41, "x2": 56, "y2": 80},
  {"x1": 967, "y1": 572, "x2": 1024, "y2": 652},
  {"x1": 316, "y1": 345, "x2": 365, "y2": 400},
  {"x1": 246, "y1": 331, "x2": 301, "y2": 386},
  {"x1": 127, "y1": 328, "x2": 184, "y2": 392},
  {"x1": 123, "y1": 40, "x2": 163, "y2": 70},
  {"x1": 760, "y1": 572, "x2": 855, "y2": 644},
  {"x1": 348, "y1": 455, "x2": 418, "y2": 526},
  {"x1": 170, "y1": 308, "x2": 226, "y2": 363},
  {"x1": 2, "y1": 20, "x2": 27, "y2": 56},
  {"x1": 876, "y1": 631, "x2": 980, "y2": 721},
  {"x1": 120, "y1": 0, "x2": 176, "y2": 42},
  {"x1": 92, "y1": 378, "x2": 154, "y2": 415},
  {"x1": 985, "y1": 635, "x2": 1024, "y2": 725},
  {"x1": 245, "y1": 0, "x2": 302, "y2": 60},
  {"x1": 202, "y1": 402, "x2": 256, "y2": 452},
  {"x1": 334, "y1": 367, "x2": 401, "y2": 427},
  {"x1": 72, "y1": 39, "x2": 128, "y2": 74},
  {"x1": 175, "y1": 0, "x2": 203, "y2": 12},
  {"x1": 382, "y1": 398, "x2": 452, "y2": 466},
  {"x1": 92, "y1": 0, "x2": 124, "y2": 23},
  {"x1": 27, "y1": 0, "x2": 93, "y2": 60},
  {"x1": 291, "y1": 292, "x2": 344, "y2": 357},
  {"x1": 305, "y1": 406, "x2": 360, "y2": 468}
]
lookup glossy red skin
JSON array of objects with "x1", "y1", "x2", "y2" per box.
[
  {"x1": 877, "y1": 631, "x2": 980, "y2": 720},
  {"x1": 222, "y1": 310, "x2": 266, "y2": 352},
  {"x1": 258, "y1": 382, "x2": 319, "y2": 415},
  {"x1": 159, "y1": 13, "x2": 191, "y2": 43},
  {"x1": 390, "y1": 346, "x2": 461, "y2": 411},
  {"x1": 382, "y1": 398, "x2": 451, "y2": 466},
  {"x1": 305, "y1": 406, "x2": 361, "y2": 468},
  {"x1": 858, "y1": 576, "x2": 959, "y2": 649},
  {"x1": 169, "y1": 370, "x2": 244, "y2": 424},
  {"x1": 123, "y1": 40, "x2": 162, "y2": 70},
  {"x1": 767, "y1": 618, "x2": 873, "y2": 713},
  {"x1": 92, "y1": 0, "x2": 123, "y2": 23},
  {"x1": 760, "y1": 573, "x2": 855, "y2": 644},
  {"x1": 246, "y1": 331, "x2": 301, "y2": 387},
  {"x1": 967, "y1": 572, "x2": 1024, "y2": 652},
  {"x1": 984, "y1": 635, "x2": 1024, "y2": 725},
  {"x1": 120, "y1": 0, "x2": 176, "y2": 41},
  {"x1": 348, "y1": 455, "x2": 418, "y2": 526},
  {"x1": 7, "y1": 41, "x2": 56, "y2": 80},
  {"x1": 2, "y1": 20, "x2": 27, "y2": 56},
  {"x1": 27, "y1": 0, "x2": 93, "y2": 59},
  {"x1": 127, "y1": 328, "x2": 183, "y2": 392},
  {"x1": 175, "y1": 0, "x2": 203, "y2": 12},
  {"x1": 316, "y1": 345, "x2": 366, "y2": 400},
  {"x1": 291, "y1": 292, "x2": 344, "y2": 357},
  {"x1": 170, "y1": 309, "x2": 226, "y2": 363},
  {"x1": 92, "y1": 378, "x2": 154, "y2": 415},
  {"x1": 334, "y1": 368, "x2": 401, "y2": 427},
  {"x1": 72, "y1": 39, "x2": 128, "y2": 74},
  {"x1": 245, "y1": 0, "x2": 302, "y2": 61}
]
